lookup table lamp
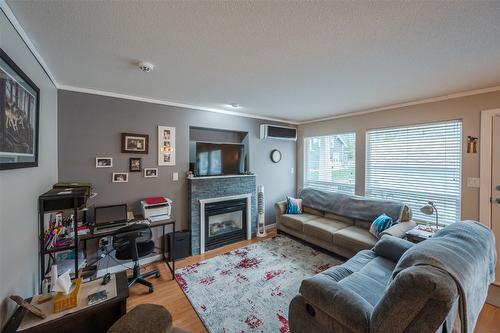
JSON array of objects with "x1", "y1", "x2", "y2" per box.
[{"x1": 420, "y1": 201, "x2": 439, "y2": 230}]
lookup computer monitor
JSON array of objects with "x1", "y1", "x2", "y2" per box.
[{"x1": 94, "y1": 204, "x2": 128, "y2": 227}]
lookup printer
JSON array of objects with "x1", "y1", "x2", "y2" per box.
[{"x1": 141, "y1": 197, "x2": 172, "y2": 222}]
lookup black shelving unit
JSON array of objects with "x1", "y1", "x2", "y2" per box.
[{"x1": 38, "y1": 187, "x2": 87, "y2": 292}]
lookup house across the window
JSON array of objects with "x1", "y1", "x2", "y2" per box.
[
  {"x1": 366, "y1": 120, "x2": 463, "y2": 224},
  {"x1": 304, "y1": 133, "x2": 356, "y2": 194}
]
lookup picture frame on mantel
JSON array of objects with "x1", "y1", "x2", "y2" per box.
[
  {"x1": 0, "y1": 48, "x2": 40, "y2": 170},
  {"x1": 158, "y1": 126, "x2": 175, "y2": 166}
]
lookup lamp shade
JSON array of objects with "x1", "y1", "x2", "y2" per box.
[{"x1": 420, "y1": 202, "x2": 435, "y2": 215}]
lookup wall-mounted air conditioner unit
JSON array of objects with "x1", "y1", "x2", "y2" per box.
[{"x1": 260, "y1": 124, "x2": 297, "y2": 141}]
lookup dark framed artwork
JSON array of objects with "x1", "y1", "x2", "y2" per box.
[
  {"x1": 121, "y1": 133, "x2": 149, "y2": 154},
  {"x1": 0, "y1": 48, "x2": 40, "y2": 170},
  {"x1": 129, "y1": 157, "x2": 142, "y2": 172}
]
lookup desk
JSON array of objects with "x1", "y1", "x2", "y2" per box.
[
  {"x1": 2, "y1": 272, "x2": 128, "y2": 333},
  {"x1": 80, "y1": 218, "x2": 176, "y2": 279}
]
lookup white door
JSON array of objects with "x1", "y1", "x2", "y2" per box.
[{"x1": 492, "y1": 115, "x2": 500, "y2": 286}]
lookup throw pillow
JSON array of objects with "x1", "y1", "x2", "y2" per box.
[
  {"x1": 369, "y1": 213, "x2": 394, "y2": 238},
  {"x1": 286, "y1": 196, "x2": 303, "y2": 214}
]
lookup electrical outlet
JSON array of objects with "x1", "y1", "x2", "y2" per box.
[
  {"x1": 467, "y1": 177, "x2": 480, "y2": 188},
  {"x1": 172, "y1": 172, "x2": 179, "y2": 181}
]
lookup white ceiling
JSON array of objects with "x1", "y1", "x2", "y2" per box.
[{"x1": 6, "y1": 1, "x2": 500, "y2": 123}]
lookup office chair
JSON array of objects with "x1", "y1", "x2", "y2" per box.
[{"x1": 113, "y1": 224, "x2": 160, "y2": 293}]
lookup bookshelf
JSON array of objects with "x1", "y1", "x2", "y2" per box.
[{"x1": 38, "y1": 187, "x2": 88, "y2": 292}]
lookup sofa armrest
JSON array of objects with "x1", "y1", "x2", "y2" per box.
[
  {"x1": 373, "y1": 235, "x2": 414, "y2": 262},
  {"x1": 275, "y1": 201, "x2": 287, "y2": 222},
  {"x1": 299, "y1": 274, "x2": 372, "y2": 332},
  {"x1": 379, "y1": 220, "x2": 417, "y2": 238},
  {"x1": 371, "y1": 266, "x2": 458, "y2": 333}
]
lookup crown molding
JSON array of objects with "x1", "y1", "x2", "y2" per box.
[
  {"x1": 0, "y1": 1, "x2": 58, "y2": 87},
  {"x1": 58, "y1": 85, "x2": 299, "y2": 125},
  {"x1": 299, "y1": 85, "x2": 500, "y2": 125}
]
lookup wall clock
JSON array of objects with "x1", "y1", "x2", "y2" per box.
[{"x1": 270, "y1": 149, "x2": 282, "y2": 163}]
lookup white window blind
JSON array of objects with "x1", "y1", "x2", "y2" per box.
[
  {"x1": 304, "y1": 133, "x2": 355, "y2": 194},
  {"x1": 366, "y1": 120, "x2": 462, "y2": 224}
]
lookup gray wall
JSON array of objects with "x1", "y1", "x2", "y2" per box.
[
  {"x1": 58, "y1": 90, "x2": 296, "y2": 230},
  {"x1": 297, "y1": 90, "x2": 500, "y2": 222},
  {"x1": 0, "y1": 10, "x2": 58, "y2": 326}
]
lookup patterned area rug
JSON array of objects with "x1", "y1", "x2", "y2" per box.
[{"x1": 174, "y1": 235, "x2": 342, "y2": 332}]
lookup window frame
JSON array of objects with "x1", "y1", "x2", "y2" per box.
[
  {"x1": 364, "y1": 119, "x2": 463, "y2": 225},
  {"x1": 303, "y1": 131, "x2": 357, "y2": 195}
]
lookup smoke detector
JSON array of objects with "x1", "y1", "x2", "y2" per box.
[{"x1": 138, "y1": 61, "x2": 154, "y2": 73}]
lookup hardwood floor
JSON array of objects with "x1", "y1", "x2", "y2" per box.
[{"x1": 127, "y1": 230, "x2": 500, "y2": 333}]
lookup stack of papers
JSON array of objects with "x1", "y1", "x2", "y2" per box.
[{"x1": 406, "y1": 226, "x2": 436, "y2": 239}]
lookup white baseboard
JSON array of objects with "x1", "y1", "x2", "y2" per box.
[{"x1": 265, "y1": 223, "x2": 276, "y2": 230}]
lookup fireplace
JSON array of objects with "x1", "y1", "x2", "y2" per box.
[
  {"x1": 205, "y1": 198, "x2": 247, "y2": 251},
  {"x1": 188, "y1": 175, "x2": 256, "y2": 255}
]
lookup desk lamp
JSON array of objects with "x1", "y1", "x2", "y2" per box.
[{"x1": 420, "y1": 201, "x2": 439, "y2": 230}]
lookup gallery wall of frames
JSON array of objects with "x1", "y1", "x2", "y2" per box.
[{"x1": 95, "y1": 126, "x2": 175, "y2": 183}]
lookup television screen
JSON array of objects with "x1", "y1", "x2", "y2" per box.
[{"x1": 192, "y1": 142, "x2": 245, "y2": 176}]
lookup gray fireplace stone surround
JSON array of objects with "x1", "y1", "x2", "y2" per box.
[{"x1": 187, "y1": 174, "x2": 257, "y2": 255}]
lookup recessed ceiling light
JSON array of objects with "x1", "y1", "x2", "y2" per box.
[
  {"x1": 228, "y1": 103, "x2": 240, "y2": 108},
  {"x1": 138, "y1": 61, "x2": 154, "y2": 73}
]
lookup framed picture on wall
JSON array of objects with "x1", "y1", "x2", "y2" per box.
[
  {"x1": 0, "y1": 48, "x2": 40, "y2": 170},
  {"x1": 144, "y1": 167, "x2": 158, "y2": 178},
  {"x1": 96, "y1": 157, "x2": 112, "y2": 168},
  {"x1": 112, "y1": 172, "x2": 128, "y2": 183},
  {"x1": 121, "y1": 133, "x2": 149, "y2": 154},
  {"x1": 158, "y1": 126, "x2": 175, "y2": 166},
  {"x1": 129, "y1": 157, "x2": 142, "y2": 172}
]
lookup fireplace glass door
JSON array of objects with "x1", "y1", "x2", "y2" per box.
[
  {"x1": 205, "y1": 199, "x2": 247, "y2": 250},
  {"x1": 208, "y1": 210, "x2": 243, "y2": 238}
]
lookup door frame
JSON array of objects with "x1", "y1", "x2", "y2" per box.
[{"x1": 480, "y1": 108, "x2": 500, "y2": 228}]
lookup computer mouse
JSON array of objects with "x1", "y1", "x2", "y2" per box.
[{"x1": 102, "y1": 272, "x2": 111, "y2": 285}]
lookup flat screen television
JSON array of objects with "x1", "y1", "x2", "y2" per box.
[{"x1": 190, "y1": 142, "x2": 246, "y2": 177}]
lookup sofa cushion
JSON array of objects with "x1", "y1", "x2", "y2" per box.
[
  {"x1": 303, "y1": 218, "x2": 351, "y2": 242},
  {"x1": 303, "y1": 206, "x2": 324, "y2": 216},
  {"x1": 319, "y1": 251, "x2": 396, "y2": 307},
  {"x1": 322, "y1": 250, "x2": 377, "y2": 282},
  {"x1": 337, "y1": 257, "x2": 395, "y2": 306},
  {"x1": 333, "y1": 226, "x2": 377, "y2": 253},
  {"x1": 373, "y1": 235, "x2": 414, "y2": 262},
  {"x1": 353, "y1": 219, "x2": 372, "y2": 230},
  {"x1": 280, "y1": 213, "x2": 317, "y2": 231},
  {"x1": 324, "y1": 212, "x2": 353, "y2": 224}
]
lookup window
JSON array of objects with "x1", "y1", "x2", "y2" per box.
[
  {"x1": 304, "y1": 133, "x2": 356, "y2": 194},
  {"x1": 366, "y1": 120, "x2": 462, "y2": 224}
]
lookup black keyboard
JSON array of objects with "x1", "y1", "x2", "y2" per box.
[{"x1": 92, "y1": 223, "x2": 127, "y2": 235}]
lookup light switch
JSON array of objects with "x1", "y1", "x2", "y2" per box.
[
  {"x1": 291, "y1": 167, "x2": 295, "y2": 174},
  {"x1": 467, "y1": 177, "x2": 480, "y2": 188},
  {"x1": 172, "y1": 172, "x2": 178, "y2": 181}
]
